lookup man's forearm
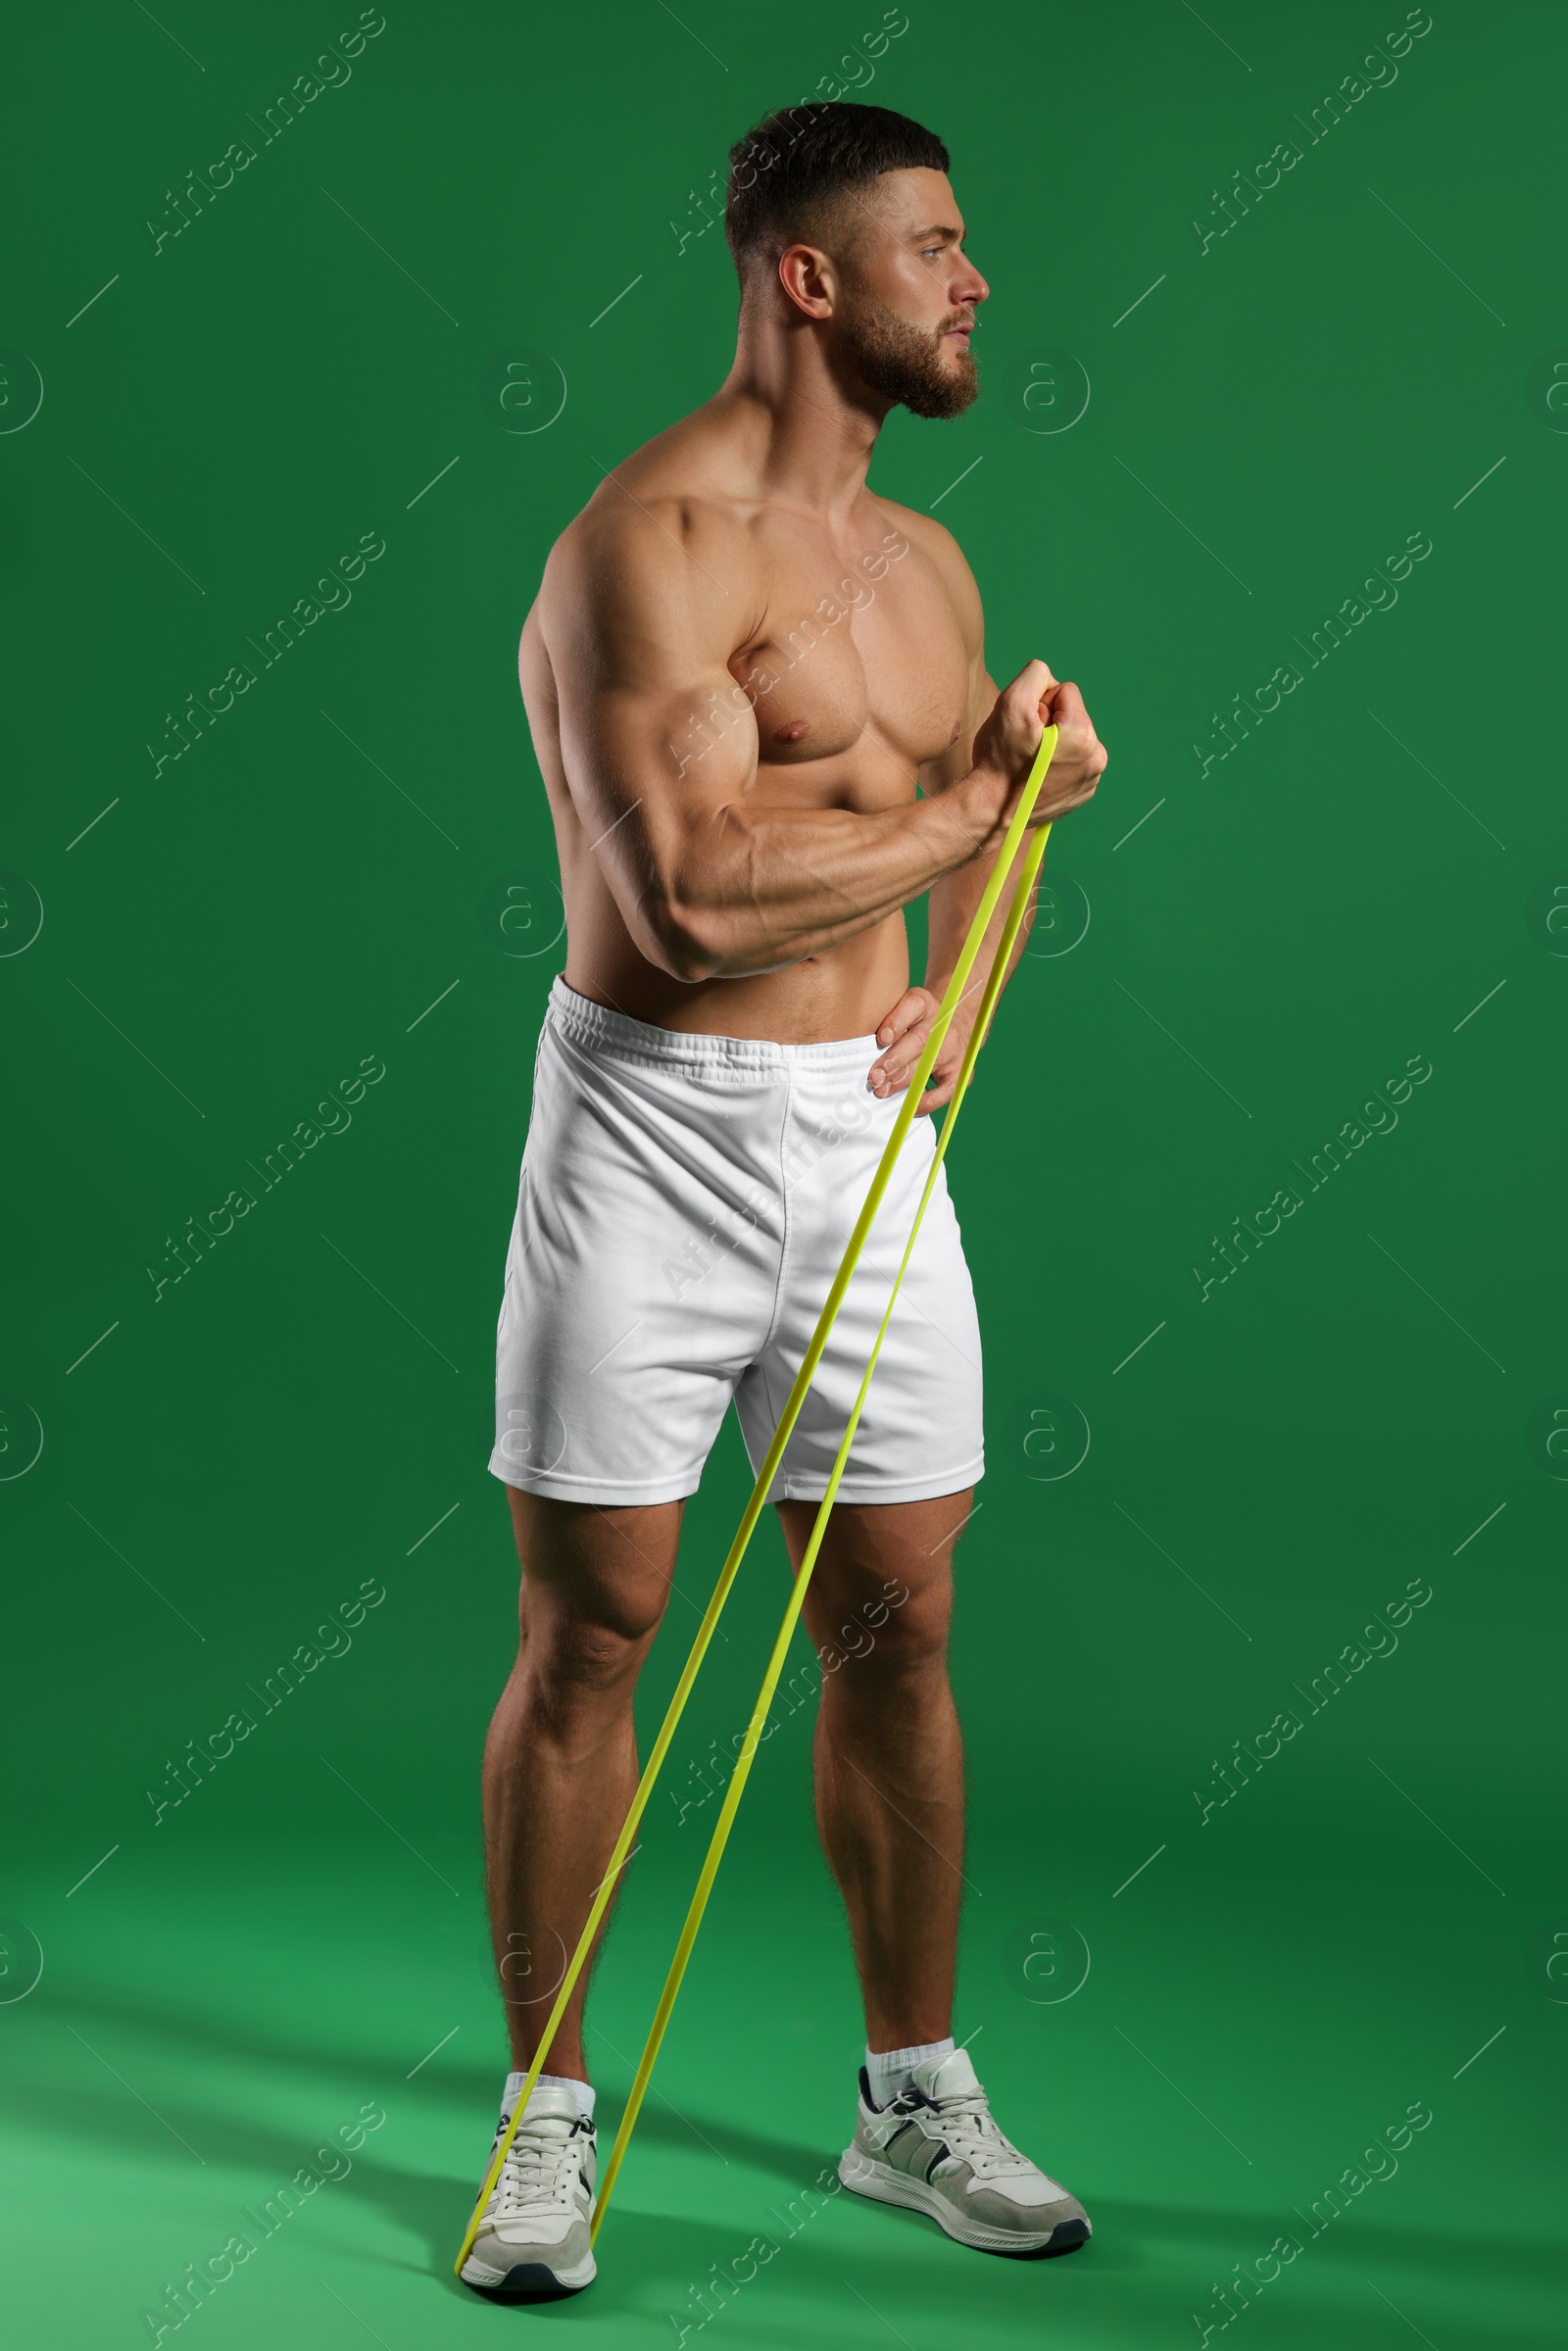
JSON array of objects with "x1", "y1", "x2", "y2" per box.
[
  {"x1": 653, "y1": 763, "x2": 1011, "y2": 979},
  {"x1": 923, "y1": 831, "x2": 1035, "y2": 1035}
]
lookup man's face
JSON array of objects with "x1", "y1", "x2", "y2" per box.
[{"x1": 833, "y1": 168, "x2": 990, "y2": 419}]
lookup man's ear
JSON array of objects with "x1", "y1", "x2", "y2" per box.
[{"x1": 777, "y1": 243, "x2": 836, "y2": 319}]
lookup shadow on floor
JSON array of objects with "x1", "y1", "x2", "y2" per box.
[{"x1": 18, "y1": 1983, "x2": 1565, "y2": 2348}]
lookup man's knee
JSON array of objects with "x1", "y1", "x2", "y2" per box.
[
  {"x1": 783, "y1": 1494, "x2": 966, "y2": 1680},
  {"x1": 816, "y1": 1575, "x2": 951, "y2": 1679},
  {"x1": 530, "y1": 1599, "x2": 661, "y2": 1697},
  {"x1": 508, "y1": 1493, "x2": 677, "y2": 1711}
]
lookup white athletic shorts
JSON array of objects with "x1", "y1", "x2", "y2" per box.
[{"x1": 489, "y1": 978, "x2": 984, "y2": 1508}]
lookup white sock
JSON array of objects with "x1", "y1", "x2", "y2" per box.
[
  {"x1": 864, "y1": 2036, "x2": 955, "y2": 2110},
  {"x1": 505, "y1": 2069, "x2": 596, "y2": 2123}
]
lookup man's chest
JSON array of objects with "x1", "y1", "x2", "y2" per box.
[{"x1": 731, "y1": 518, "x2": 969, "y2": 786}]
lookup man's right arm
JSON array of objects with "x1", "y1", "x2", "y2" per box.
[{"x1": 543, "y1": 501, "x2": 1094, "y2": 984}]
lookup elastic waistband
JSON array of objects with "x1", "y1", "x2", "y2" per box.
[{"x1": 546, "y1": 977, "x2": 880, "y2": 1080}]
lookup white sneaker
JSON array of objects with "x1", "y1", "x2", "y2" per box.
[
  {"x1": 840, "y1": 2047, "x2": 1092, "y2": 2256},
  {"x1": 459, "y1": 2082, "x2": 597, "y2": 2296}
]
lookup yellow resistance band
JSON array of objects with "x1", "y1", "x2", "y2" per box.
[
  {"x1": 589, "y1": 811, "x2": 1054, "y2": 2237},
  {"x1": 454, "y1": 723, "x2": 1058, "y2": 2278}
]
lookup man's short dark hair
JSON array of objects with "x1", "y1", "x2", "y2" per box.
[{"x1": 724, "y1": 102, "x2": 950, "y2": 286}]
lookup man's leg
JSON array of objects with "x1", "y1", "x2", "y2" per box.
[
  {"x1": 774, "y1": 1489, "x2": 972, "y2": 2053},
  {"x1": 482, "y1": 1490, "x2": 682, "y2": 2081},
  {"x1": 780, "y1": 1488, "x2": 1094, "y2": 2255}
]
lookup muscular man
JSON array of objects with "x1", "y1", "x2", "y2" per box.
[{"x1": 462, "y1": 101, "x2": 1106, "y2": 2298}]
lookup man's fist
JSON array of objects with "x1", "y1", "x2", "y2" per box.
[{"x1": 971, "y1": 659, "x2": 1106, "y2": 830}]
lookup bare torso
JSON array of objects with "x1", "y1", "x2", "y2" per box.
[{"x1": 521, "y1": 395, "x2": 979, "y2": 1042}]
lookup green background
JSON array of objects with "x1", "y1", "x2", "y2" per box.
[{"x1": 3, "y1": 2, "x2": 1563, "y2": 2344}]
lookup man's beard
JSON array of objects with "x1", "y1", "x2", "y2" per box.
[{"x1": 838, "y1": 298, "x2": 979, "y2": 419}]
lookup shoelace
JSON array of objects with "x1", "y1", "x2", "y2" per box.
[
  {"x1": 908, "y1": 2087, "x2": 1029, "y2": 2180},
  {"x1": 488, "y1": 2112, "x2": 588, "y2": 2218}
]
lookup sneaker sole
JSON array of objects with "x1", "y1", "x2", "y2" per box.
[
  {"x1": 839, "y1": 2148, "x2": 1091, "y2": 2257},
  {"x1": 460, "y1": 2250, "x2": 596, "y2": 2297}
]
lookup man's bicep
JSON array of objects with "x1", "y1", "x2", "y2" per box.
[
  {"x1": 548, "y1": 520, "x2": 760, "y2": 939},
  {"x1": 552, "y1": 519, "x2": 761, "y2": 841},
  {"x1": 565, "y1": 671, "x2": 758, "y2": 850},
  {"x1": 553, "y1": 675, "x2": 756, "y2": 983}
]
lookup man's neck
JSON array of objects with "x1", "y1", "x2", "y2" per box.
[{"x1": 715, "y1": 315, "x2": 888, "y2": 522}]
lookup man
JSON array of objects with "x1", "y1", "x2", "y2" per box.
[{"x1": 462, "y1": 101, "x2": 1107, "y2": 2297}]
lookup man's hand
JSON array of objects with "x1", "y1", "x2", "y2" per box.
[
  {"x1": 866, "y1": 983, "x2": 966, "y2": 1112},
  {"x1": 969, "y1": 659, "x2": 1106, "y2": 839}
]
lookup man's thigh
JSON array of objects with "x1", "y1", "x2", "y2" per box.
[
  {"x1": 506, "y1": 1490, "x2": 686, "y2": 1657},
  {"x1": 774, "y1": 1489, "x2": 975, "y2": 1669}
]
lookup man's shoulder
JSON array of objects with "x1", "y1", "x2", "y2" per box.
[
  {"x1": 532, "y1": 422, "x2": 767, "y2": 674},
  {"x1": 867, "y1": 493, "x2": 974, "y2": 579},
  {"x1": 557, "y1": 415, "x2": 752, "y2": 567},
  {"x1": 540, "y1": 453, "x2": 755, "y2": 645},
  {"x1": 550, "y1": 482, "x2": 737, "y2": 577},
  {"x1": 865, "y1": 492, "x2": 982, "y2": 641}
]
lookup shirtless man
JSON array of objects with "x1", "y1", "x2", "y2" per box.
[{"x1": 461, "y1": 101, "x2": 1107, "y2": 2297}]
